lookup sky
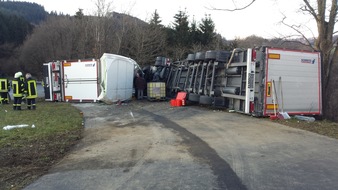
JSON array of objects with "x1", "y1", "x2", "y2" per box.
[{"x1": 22, "y1": 0, "x2": 318, "y2": 40}]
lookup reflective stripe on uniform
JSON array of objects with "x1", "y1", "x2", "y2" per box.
[
  {"x1": 0, "y1": 79, "x2": 8, "y2": 92},
  {"x1": 26, "y1": 80, "x2": 38, "y2": 99},
  {"x1": 12, "y1": 80, "x2": 23, "y2": 98}
]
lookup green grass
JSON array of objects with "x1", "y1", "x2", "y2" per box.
[
  {"x1": 0, "y1": 101, "x2": 82, "y2": 146},
  {"x1": 0, "y1": 100, "x2": 83, "y2": 190}
]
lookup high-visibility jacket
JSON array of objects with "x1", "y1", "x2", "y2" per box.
[
  {"x1": 12, "y1": 78, "x2": 24, "y2": 98},
  {"x1": 19, "y1": 76, "x2": 25, "y2": 83},
  {"x1": 19, "y1": 76, "x2": 26, "y2": 94},
  {"x1": 25, "y1": 78, "x2": 38, "y2": 99},
  {"x1": 0, "y1": 78, "x2": 9, "y2": 93}
]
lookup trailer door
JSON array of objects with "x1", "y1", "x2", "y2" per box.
[{"x1": 264, "y1": 48, "x2": 321, "y2": 115}]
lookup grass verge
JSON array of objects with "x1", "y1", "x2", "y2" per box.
[
  {"x1": 273, "y1": 117, "x2": 338, "y2": 140},
  {"x1": 0, "y1": 100, "x2": 83, "y2": 190}
]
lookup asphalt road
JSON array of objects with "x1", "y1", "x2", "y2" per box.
[{"x1": 24, "y1": 101, "x2": 338, "y2": 190}]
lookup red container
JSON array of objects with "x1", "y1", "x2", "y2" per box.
[
  {"x1": 170, "y1": 99, "x2": 182, "y2": 107},
  {"x1": 176, "y1": 92, "x2": 187, "y2": 106},
  {"x1": 176, "y1": 92, "x2": 187, "y2": 100},
  {"x1": 270, "y1": 115, "x2": 278, "y2": 120}
]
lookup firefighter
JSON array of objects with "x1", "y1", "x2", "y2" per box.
[
  {"x1": 12, "y1": 72, "x2": 25, "y2": 110},
  {"x1": 0, "y1": 73, "x2": 10, "y2": 104},
  {"x1": 25, "y1": 73, "x2": 38, "y2": 110},
  {"x1": 18, "y1": 71, "x2": 27, "y2": 104},
  {"x1": 17, "y1": 72, "x2": 25, "y2": 84}
]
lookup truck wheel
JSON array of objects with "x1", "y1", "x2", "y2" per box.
[
  {"x1": 205, "y1": 50, "x2": 216, "y2": 62},
  {"x1": 187, "y1": 54, "x2": 195, "y2": 62},
  {"x1": 216, "y1": 51, "x2": 231, "y2": 63},
  {"x1": 199, "y1": 95, "x2": 213, "y2": 105},
  {"x1": 213, "y1": 97, "x2": 228, "y2": 107},
  {"x1": 188, "y1": 93, "x2": 200, "y2": 102},
  {"x1": 194, "y1": 52, "x2": 205, "y2": 61}
]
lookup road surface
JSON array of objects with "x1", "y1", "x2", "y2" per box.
[{"x1": 25, "y1": 101, "x2": 338, "y2": 190}]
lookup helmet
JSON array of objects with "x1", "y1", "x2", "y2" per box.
[
  {"x1": 17, "y1": 72, "x2": 23, "y2": 77},
  {"x1": 14, "y1": 72, "x2": 21, "y2": 78},
  {"x1": 25, "y1": 73, "x2": 32, "y2": 79}
]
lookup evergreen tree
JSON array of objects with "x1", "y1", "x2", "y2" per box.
[
  {"x1": 190, "y1": 16, "x2": 200, "y2": 45},
  {"x1": 199, "y1": 14, "x2": 215, "y2": 46},
  {"x1": 75, "y1": 9, "x2": 84, "y2": 19},
  {"x1": 149, "y1": 9, "x2": 161, "y2": 26},
  {"x1": 172, "y1": 10, "x2": 190, "y2": 47},
  {"x1": 0, "y1": 11, "x2": 33, "y2": 45},
  {"x1": 0, "y1": 1, "x2": 47, "y2": 24}
]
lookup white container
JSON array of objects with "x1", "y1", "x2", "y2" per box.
[{"x1": 98, "y1": 53, "x2": 136, "y2": 103}]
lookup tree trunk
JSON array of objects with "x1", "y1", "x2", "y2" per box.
[{"x1": 323, "y1": 48, "x2": 338, "y2": 121}]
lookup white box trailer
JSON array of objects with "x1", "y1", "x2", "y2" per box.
[
  {"x1": 98, "y1": 53, "x2": 136, "y2": 103},
  {"x1": 43, "y1": 54, "x2": 138, "y2": 103},
  {"x1": 212, "y1": 47, "x2": 322, "y2": 116}
]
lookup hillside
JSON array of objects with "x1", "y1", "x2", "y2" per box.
[{"x1": 0, "y1": 1, "x2": 47, "y2": 24}]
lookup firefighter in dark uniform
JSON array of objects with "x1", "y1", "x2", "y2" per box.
[
  {"x1": 12, "y1": 72, "x2": 25, "y2": 110},
  {"x1": 17, "y1": 72, "x2": 25, "y2": 84},
  {"x1": 18, "y1": 71, "x2": 26, "y2": 103},
  {"x1": 0, "y1": 73, "x2": 10, "y2": 104},
  {"x1": 25, "y1": 73, "x2": 38, "y2": 110}
]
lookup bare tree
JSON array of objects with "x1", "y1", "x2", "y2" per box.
[
  {"x1": 282, "y1": 0, "x2": 337, "y2": 121},
  {"x1": 133, "y1": 24, "x2": 167, "y2": 65},
  {"x1": 209, "y1": 0, "x2": 256, "y2": 11},
  {"x1": 17, "y1": 16, "x2": 78, "y2": 77},
  {"x1": 300, "y1": 0, "x2": 337, "y2": 82},
  {"x1": 92, "y1": 0, "x2": 114, "y2": 58}
]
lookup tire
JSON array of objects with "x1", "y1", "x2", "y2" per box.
[
  {"x1": 205, "y1": 50, "x2": 217, "y2": 61},
  {"x1": 199, "y1": 95, "x2": 213, "y2": 105},
  {"x1": 188, "y1": 93, "x2": 200, "y2": 102},
  {"x1": 194, "y1": 52, "x2": 205, "y2": 61},
  {"x1": 187, "y1": 54, "x2": 195, "y2": 62},
  {"x1": 216, "y1": 51, "x2": 231, "y2": 63},
  {"x1": 213, "y1": 97, "x2": 228, "y2": 107}
]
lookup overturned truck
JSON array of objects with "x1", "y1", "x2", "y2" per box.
[
  {"x1": 164, "y1": 47, "x2": 322, "y2": 117},
  {"x1": 43, "y1": 54, "x2": 138, "y2": 103}
]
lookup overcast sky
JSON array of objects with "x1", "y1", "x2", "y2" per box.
[{"x1": 22, "y1": 0, "x2": 317, "y2": 40}]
